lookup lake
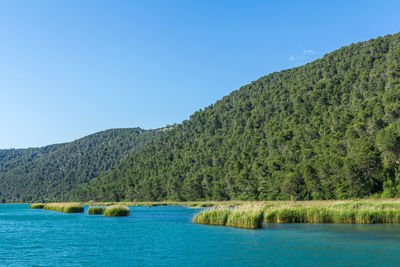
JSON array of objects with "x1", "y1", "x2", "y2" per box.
[{"x1": 1, "y1": 204, "x2": 400, "y2": 266}]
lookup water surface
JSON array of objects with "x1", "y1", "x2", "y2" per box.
[{"x1": 1, "y1": 204, "x2": 400, "y2": 266}]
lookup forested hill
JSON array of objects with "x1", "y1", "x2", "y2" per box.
[
  {"x1": 0, "y1": 128, "x2": 157, "y2": 203},
  {"x1": 71, "y1": 33, "x2": 400, "y2": 202}
]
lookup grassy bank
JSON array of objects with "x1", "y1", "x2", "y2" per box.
[
  {"x1": 193, "y1": 200, "x2": 400, "y2": 229},
  {"x1": 43, "y1": 203, "x2": 84, "y2": 213},
  {"x1": 31, "y1": 200, "x2": 400, "y2": 227},
  {"x1": 192, "y1": 209, "x2": 231, "y2": 225},
  {"x1": 82, "y1": 201, "x2": 237, "y2": 208},
  {"x1": 226, "y1": 206, "x2": 264, "y2": 229},
  {"x1": 103, "y1": 205, "x2": 130, "y2": 217},
  {"x1": 30, "y1": 203, "x2": 45, "y2": 209}
]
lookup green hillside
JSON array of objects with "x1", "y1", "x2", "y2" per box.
[
  {"x1": 71, "y1": 33, "x2": 400, "y2": 202},
  {"x1": 0, "y1": 128, "x2": 157, "y2": 203}
]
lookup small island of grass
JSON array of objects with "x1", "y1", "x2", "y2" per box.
[
  {"x1": 88, "y1": 207, "x2": 105, "y2": 215},
  {"x1": 103, "y1": 205, "x2": 130, "y2": 217},
  {"x1": 43, "y1": 203, "x2": 84, "y2": 213}
]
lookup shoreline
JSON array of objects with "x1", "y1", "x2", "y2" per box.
[
  {"x1": 6, "y1": 199, "x2": 400, "y2": 207},
  {"x1": 8, "y1": 199, "x2": 400, "y2": 228},
  {"x1": 192, "y1": 200, "x2": 400, "y2": 228}
]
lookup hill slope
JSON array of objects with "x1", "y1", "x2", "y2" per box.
[
  {"x1": 71, "y1": 33, "x2": 400, "y2": 202},
  {"x1": 0, "y1": 128, "x2": 157, "y2": 203}
]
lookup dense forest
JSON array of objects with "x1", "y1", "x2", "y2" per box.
[
  {"x1": 70, "y1": 33, "x2": 400, "y2": 202},
  {"x1": 1, "y1": 33, "x2": 400, "y2": 203},
  {"x1": 0, "y1": 128, "x2": 157, "y2": 203}
]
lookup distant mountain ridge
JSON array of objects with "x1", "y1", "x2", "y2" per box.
[
  {"x1": 0, "y1": 128, "x2": 157, "y2": 202},
  {"x1": 71, "y1": 33, "x2": 400, "y2": 201}
]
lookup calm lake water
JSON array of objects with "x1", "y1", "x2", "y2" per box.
[{"x1": 1, "y1": 205, "x2": 400, "y2": 266}]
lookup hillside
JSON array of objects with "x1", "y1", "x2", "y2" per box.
[
  {"x1": 71, "y1": 33, "x2": 400, "y2": 202},
  {"x1": 0, "y1": 128, "x2": 157, "y2": 203}
]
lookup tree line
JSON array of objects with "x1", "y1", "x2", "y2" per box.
[{"x1": 71, "y1": 33, "x2": 400, "y2": 202}]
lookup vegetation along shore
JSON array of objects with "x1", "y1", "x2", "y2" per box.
[
  {"x1": 30, "y1": 202, "x2": 131, "y2": 217},
  {"x1": 28, "y1": 199, "x2": 400, "y2": 227},
  {"x1": 42, "y1": 203, "x2": 84, "y2": 213},
  {"x1": 191, "y1": 200, "x2": 400, "y2": 229}
]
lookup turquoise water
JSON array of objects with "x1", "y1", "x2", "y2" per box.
[{"x1": 1, "y1": 205, "x2": 400, "y2": 266}]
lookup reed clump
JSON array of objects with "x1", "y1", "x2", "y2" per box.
[
  {"x1": 193, "y1": 203, "x2": 264, "y2": 229},
  {"x1": 81, "y1": 200, "x2": 240, "y2": 209},
  {"x1": 103, "y1": 205, "x2": 130, "y2": 217},
  {"x1": 226, "y1": 209, "x2": 264, "y2": 229},
  {"x1": 43, "y1": 203, "x2": 84, "y2": 213},
  {"x1": 193, "y1": 208, "x2": 231, "y2": 225},
  {"x1": 30, "y1": 203, "x2": 45, "y2": 209},
  {"x1": 263, "y1": 205, "x2": 400, "y2": 224},
  {"x1": 193, "y1": 200, "x2": 400, "y2": 229},
  {"x1": 88, "y1": 207, "x2": 105, "y2": 215}
]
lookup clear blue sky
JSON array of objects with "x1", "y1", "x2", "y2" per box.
[{"x1": 1, "y1": 0, "x2": 400, "y2": 148}]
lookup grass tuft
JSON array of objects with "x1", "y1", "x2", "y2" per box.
[
  {"x1": 88, "y1": 207, "x2": 105, "y2": 215},
  {"x1": 193, "y1": 208, "x2": 231, "y2": 225},
  {"x1": 103, "y1": 205, "x2": 130, "y2": 217},
  {"x1": 226, "y1": 209, "x2": 263, "y2": 229}
]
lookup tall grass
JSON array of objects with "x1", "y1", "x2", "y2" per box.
[
  {"x1": 193, "y1": 208, "x2": 231, "y2": 225},
  {"x1": 43, "y1": 203, "x2": 84, "y2": 213},
  {"x1": 103, "y1": 205, "x2": 130, "y2": 217},
  {"x1": 82, "y1": 200, "x2": 241, "y2": 208},
  {"x1": 30, "y1": 203, "x2": 45, "y2": 209},
  {"x1": 226, "y1": 209, "x2": 264, "y2": 229},
  {"x1": 193, "y1": 204, "x2": 264, "y2": 229},
  {"x1": 193, "y1": 200, "x2": 400, "y2": 229},
  {"x1": 262, "y1": 203, "x2": 400, "y2": 224},
  {"x1": 88, "y1": 207, "x2": 105, "y2": 215}
]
